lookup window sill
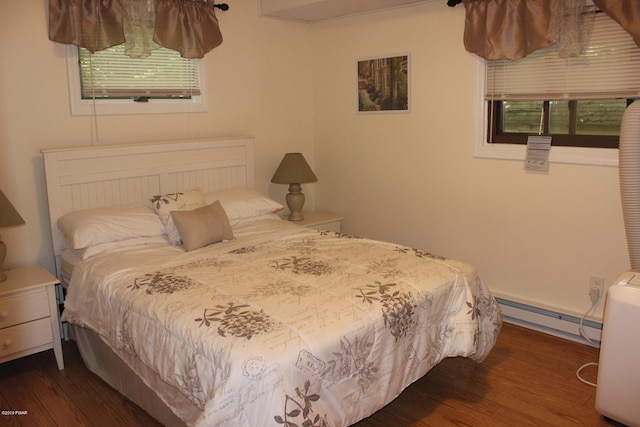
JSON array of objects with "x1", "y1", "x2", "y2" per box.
[
  {"x1": 473, "y1": 140, "x2": 618, "y2": 167},
  {"x1": 69, "y1": 98, "x2": 207, "y2": 116}
]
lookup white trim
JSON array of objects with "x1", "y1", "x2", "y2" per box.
[
  {"x1": 65, "y1": 45, "x2": 208, "y2": 116},
  {"x1": 471, "y1": 57, "x2": 619, "y2": 168}
]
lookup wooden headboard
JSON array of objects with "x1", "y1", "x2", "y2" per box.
[{"x1": 42, "y1": 137, "x2": 255, "y2": 257}]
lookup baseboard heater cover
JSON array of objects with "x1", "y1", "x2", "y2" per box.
[{"x1": 496, "y1": 298, "x2": 602, "y2": 346}]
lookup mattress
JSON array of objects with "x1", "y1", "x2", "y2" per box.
[
  {"x1": 61, "y1": 219, "x2": 502, "y2": 426},
  {"x1": 60, "y1": 248, "x2": 81, "y2": 287}
]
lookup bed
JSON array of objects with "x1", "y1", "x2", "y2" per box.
[{"x1": 42, "y1": 137, "x2": 503, "y2": 427}]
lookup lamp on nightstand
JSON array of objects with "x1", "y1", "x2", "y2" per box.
[
  {"x1": 0, "y1": 190, "x2": 25, "y2": 282},
  {"x1": 271, "y1": 153, "x2": 318, "y2": 221}
]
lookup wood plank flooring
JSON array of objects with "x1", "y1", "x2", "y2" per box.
[{"x1": 0, "y1": 323, "x2": 625, "y2": 426}]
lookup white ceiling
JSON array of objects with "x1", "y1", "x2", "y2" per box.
[{"x1": 260, "y1": 0, "x2": 433, "y2": 22}]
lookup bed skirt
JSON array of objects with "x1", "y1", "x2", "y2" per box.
[{"x1": 71, "y1": 324, "x2": 193, "y2": 426}]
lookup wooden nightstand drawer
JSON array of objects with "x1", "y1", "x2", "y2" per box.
[
  {"x1": 0, "y1": 317, "x2": 53, "y2": 359},
  {"x1": 0, "y1": 290, "x2": 50, "y2": 329}
]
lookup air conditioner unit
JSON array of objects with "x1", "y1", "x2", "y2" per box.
[{"x1": 595, "y1": 272, "x2": 640, "y2": 427}]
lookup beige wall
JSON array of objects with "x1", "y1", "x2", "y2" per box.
[
  {"x1": 0, "y1": 1, "x2": 630, "y2": 321},
  {"x1": 0, "y1": 1, "x2": 315, "y2": 272},
  {"x1": 311, "y1": 2, "x2": 629, "y2": 320}
]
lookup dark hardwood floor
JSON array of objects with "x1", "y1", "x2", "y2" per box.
[{"x1": 0, "y1": 323, "x2": 625, "y2": 426}]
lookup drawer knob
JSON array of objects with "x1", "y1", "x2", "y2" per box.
[
  {"x1": 3, "y1": 339, "x2": 11, "y2": 348},
  {"x1": 0, "y1": 311, "x2": 8, "y2": 320}
]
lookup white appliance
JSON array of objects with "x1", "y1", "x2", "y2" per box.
[
  {"x1": 595, "y1": 272, "x2": 640, "y2": 427},
  {"x1": 597, "y1": 99, "x2": 640, "y2": 426}
]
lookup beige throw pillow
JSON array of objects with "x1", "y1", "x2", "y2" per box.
[{"x1": 170, "y1": 201, "x2": 234, "y2": 251}]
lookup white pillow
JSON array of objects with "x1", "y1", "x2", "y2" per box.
[
  {"x1": 150, "y1": 189, "x2": 205, "y2": 245},
  {"x1": 203, "y1": 188, "x2": 283, "y2": 225},
  {"x1": 232, "y1": 213, "x2": 283, "y2": 226},
  {"x1": 70, "y1": 236, "x2": 169, "y2": 260},
  {"x1": 58, "y1": 204, "x2": 165, "y2": 250}
]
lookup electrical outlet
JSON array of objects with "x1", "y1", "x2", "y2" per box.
[{"x1": 589, "y1": 275, "x2": 605, "y2": 303}]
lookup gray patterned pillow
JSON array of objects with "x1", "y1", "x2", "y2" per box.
[{"x1": 150, "y1": 189, "x2": 204, "y2": 245}]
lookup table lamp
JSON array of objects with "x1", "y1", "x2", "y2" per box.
[
  {"x1": 0, "y1": 190, "x2": 25, "y2": 282},
  {"x1": 271, "y1": 153, "x2": 317, "y2": 221}
]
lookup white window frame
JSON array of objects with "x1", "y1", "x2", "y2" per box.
[
  {"x1": 65, "y1": 45, "x2": 208, "y2": 116},
  {"x1": 472, "y1": 56, "x2": 619, "y2": 168}
]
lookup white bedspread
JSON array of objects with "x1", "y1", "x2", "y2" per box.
[{"x1": 62, "y1": 219, "x2": 502, "y2": 426}]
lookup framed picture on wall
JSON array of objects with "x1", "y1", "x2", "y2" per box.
[{"x1": 357, "y1": 54, "x2": 410, "y2": 113}]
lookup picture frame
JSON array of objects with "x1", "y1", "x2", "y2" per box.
[{"x1": 357, "y1": 54, "x2": 410, "y2": 113}]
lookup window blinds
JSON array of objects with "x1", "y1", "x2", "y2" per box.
[
  {"x1": 486, "y1": 13, "x2": 640, "y2": 101},
  {"x1": 78, "y1": 45, "x2": 201, "y2": 98}
]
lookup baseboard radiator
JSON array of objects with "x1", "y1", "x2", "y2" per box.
[{"x1": 496, "y1": 298, "x2": 602, "y2": 346}]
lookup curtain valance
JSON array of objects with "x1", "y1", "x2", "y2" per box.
[
  {"x1": 593, "y1": 0, "x2": 640, "y2": 47},
  {"x1": 449, "y1": 0, "x2": 640, "y2": 61},
  {"x1": 48, "y1": 0, "x2": 226, "y2": 59},
  {"x1": 461, "y1": 0, "x2": 553, "y2": 60}
]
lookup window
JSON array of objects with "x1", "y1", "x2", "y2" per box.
[
  {"x1": 488, "y1": 99, "x2": 633, "y2": 148},
  {"x1": 66, "y1": 45, "x2": 207, "y2": 115},
  {"x1": 484, "y1": 12, "x2": 640, "y2": 153}
]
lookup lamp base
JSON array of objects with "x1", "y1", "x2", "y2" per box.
[
  {"x1": 0, "y1": 239, "x2": 6, "y2": 282},
  {"x1": 286, "y1": 183, "x2": 305, "y2": 221}
]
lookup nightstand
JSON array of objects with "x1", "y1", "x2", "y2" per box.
[
  {"x1": 287, "y1": 212, "x2": 343, "y2": 232},
  {"x1": 0, "y1": 266, "x2": 64, "y2": 369}
]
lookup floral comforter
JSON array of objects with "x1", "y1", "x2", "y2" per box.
[{"x1": 62, "y1": 219, "x2": 502, "y2": 426}]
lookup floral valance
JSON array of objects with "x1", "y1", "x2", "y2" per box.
[
  {"x1": 48, "y1": 0, "x2": 227, "y2": 59},
  {"x1": 448, "y1": 0, "x2": 640, "y2": 61}
]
